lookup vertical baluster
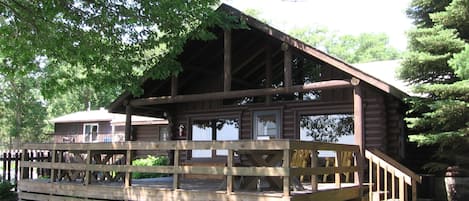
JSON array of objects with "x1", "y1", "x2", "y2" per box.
[
  {"x1": 399, "y1": 175, "x2": 405, "y2": 201},
  {"x1": 376, "y1": 160, "x2": 380, "y2": 200},
  {"x1": 335, "y1": 151, "x2": 342, "y2": 188},
  {"x1": 384, "y1": 165, "x2": 388, "y2": 201},
  {"x1": 391, "y1": 169, "x2": 396, "y2": 200},
  {"x1": 369, "y1": 157, "x2": 373, "y2": 201},
  {"x1": 7, "y1": 152, "x2": 11, "y2": 181}
]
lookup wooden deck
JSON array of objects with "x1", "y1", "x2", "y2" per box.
[{"x1": 18, "y1": 140, "x2": 363, "y2": 201}]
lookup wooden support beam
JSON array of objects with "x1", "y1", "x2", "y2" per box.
[
  {"x1": 352, "y1": 78, "x2": 364, "y2": 153},
  {"x1": 130, "y1": 80, "x2": 353, "y2": 106},
  {"x1": 171, "y1": 74, "x2": 178, "y2": 97},
  {"x1": 224, "y1": 29, "x2": 232, "y2": 92},
  {"x1": 282, "y1": 43, "x2": 292, "y2": 88},
  {"x1": 125, "y1": 104, "x2": 133, "y2": 141},
  {"x1": 265, "y1": 42, "x2": 272, "y2": 104}
]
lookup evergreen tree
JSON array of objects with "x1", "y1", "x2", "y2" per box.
[{"x1": 401, "y1": 0, "x2": 469, "y2": 173}]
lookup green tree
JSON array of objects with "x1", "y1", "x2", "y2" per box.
[
  {"x1": 1, "y1": 1, "x2": 235, "y2": 146},
  {"x1": 290, "y1": 27, "x2": 401, "y2": 63},
  {"x1": 401, "y1": 0, "x2": 469, "y2": 173}
]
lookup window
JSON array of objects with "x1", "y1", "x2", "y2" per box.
[
  {"x1": 83, "y1": 123, "x2": 98, "y2": 142},
  {"x1": 253, "y1": 110, "x2": 281, "y2": 140},
  {"x1": 159, "y1": 126, "x2": 170, "y2": 141},
  {"x1": 191, "y1": 118, "x2": 239, "y2": 158},
  {"x1": 299, "y1": 114, "x2": 354, "y2": 157}
]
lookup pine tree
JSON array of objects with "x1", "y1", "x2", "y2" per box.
[{"x1": 401, "y1": 0, "x2": 469, "y2": 173}]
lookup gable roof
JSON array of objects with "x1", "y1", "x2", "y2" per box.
[
  {"x1": 51, "y1": 108, "x2": 167, "y2": 125},
  {"x1": 109, "y1": 4, "x2": 408, "y2": 114}
]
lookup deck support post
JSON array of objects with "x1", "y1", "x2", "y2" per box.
[
  {"x1": 84, "y1": 150, "x2": 92, "y2": 185},
  {"x1": 224, "y1": 29, "x2": 232, "y2": 92},
  {"x1": 125, "y1": 103, "x2": 133, "y2": 141},
  {"x1": 282, "y1": 43, "x2": 292, "y2": 88},
  {"x1": 173, "y1": 149, "x2": 180, "y2": 189},
  {"x1": 352, "y1": 77, "x2": 365, "y2": 198}
]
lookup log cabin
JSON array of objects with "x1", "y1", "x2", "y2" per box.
[{"x1": 18, "y1": 4, "x2": 422, "y2": 201}]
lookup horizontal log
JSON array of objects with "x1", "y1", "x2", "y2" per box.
[{"x1": 130, "y1": 80, "x2": 352, "y2": 106}]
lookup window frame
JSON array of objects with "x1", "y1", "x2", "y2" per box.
[
  {"x1": 252, "y1": 110, "x2": 281, "y2": 140},
  {"x1": 83, "y1": 123, "x2": 99, "y2": 143}
]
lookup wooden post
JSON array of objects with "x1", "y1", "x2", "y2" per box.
[
  {"x1": 283, "y1": 149, "x2": 291, "y2": 197},
  {"x1": 125, "y1": 150, "x2": 132, "y2": 187},
  {"x1": 84, "y1": 150, "x2": 92, "y2": 185},
  {"x1": 265, "y1": 42, "x2": 272, "y2": 104},
  {"x1": 171, "y1": 74, "x2": 178, "y2": 97},
  {"x1": 173, "y1": 149, "x2": 180, "y2": 189},
  {"x1": 282, "y1": 43, "x2": 292, "y2": 88},
  {"x1": 352, "y1": 77, "x2": 366, "y2": 199},
  {"x1": 227, "y1": 149, "x2": 234, "y2": 194},
  {"x1": 125, "y1": 104, "x2": 133, "y2": 141},
  {"x1": 224, "y1": 29, "x2": 232, "y2": 92},
  {"x1": 310, "y1": 149, "x2": 318, "y2": 192},
  {"x1": 21, "y1": 149, "x2": 29, "y2": 180},
  {"x1": 50, "y1": 150, "x2": 56, "y2": 182},
  {"x1": 352, "y1": 78, "x2": 364, "y2": 153},
  {"x1": 335, "y1": 151, "x2": 342, "y2": 188}
]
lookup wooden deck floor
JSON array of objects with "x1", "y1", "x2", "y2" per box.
[{"x1": 18, "y1": 177, "x2": 360, "y2": 201}]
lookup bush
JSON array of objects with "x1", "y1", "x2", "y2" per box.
[
  {"x1": 132, "y1": 155, "x2": 169, "y2": 179},
  {"x1": 0, "y1": 181, "x2": 17, "y2": 201}
]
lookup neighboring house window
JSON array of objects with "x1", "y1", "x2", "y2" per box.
[
  {"x1": 191, "y1": 118, "x2": 239, "y2": 158},
  {"x1": 84, "y1": 123, "x2": 99, "y2": 142},
  {"x1": 159, "y1": 126, "x2": 170, "y2": 141},
  {"x1": 253, "y1": 110, "x2": 281, "y2": 140}
]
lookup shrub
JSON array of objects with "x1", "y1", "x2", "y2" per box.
[
  {"x1": 132, "y1": 155, "x2": 169, "y2": 179},
  {"x1": 0, "y1": 181, "x2": 17, "y2": 201}
]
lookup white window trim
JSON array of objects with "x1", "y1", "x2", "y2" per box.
[
  {"x1": 83, "y1": 123, "x2": 99, "y2": 143},
  {"x1": 253, "y1": 110, "x2": 281, "y2": 140}
]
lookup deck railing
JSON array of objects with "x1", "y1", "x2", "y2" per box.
[
  {"x1": 365, "y1": 148, "x2": 421, "y2": 201},
  {"x1": 18, "y1": 140, "x2": 363, "y2": 201}
]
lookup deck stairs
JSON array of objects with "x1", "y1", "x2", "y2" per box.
[{"x1": 364, "y1": 148, "x2": 422, "y2": 201}]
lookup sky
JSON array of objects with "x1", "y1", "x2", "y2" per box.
[{"x1": 223, "y1": 0, "x2": 414, "y2": 51}]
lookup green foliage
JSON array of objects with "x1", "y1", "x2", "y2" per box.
[
  {"x1": 0, "y1": 181, "x2": 17, "y2": 201},
  {"x1": 403, "y1": 0, "x2": 469, "y2": 173},
  {"x1": 132, "y1": 155, "x2": 169, "y2": 179},
  {"x1": 0, "y1": 1, "x2": 234, "y2": 147},
  {"x1": 290, "y1": 27, "x2": 401, "y2": 63}
]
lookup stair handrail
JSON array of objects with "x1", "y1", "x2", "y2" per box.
[
  {"x1": 365, "y1": 148, "x2": 421, "y2": 184},
  {"x1": 365, "y1": 148, "x2": 421, "y2": 201}
]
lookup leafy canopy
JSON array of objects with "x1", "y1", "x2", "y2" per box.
[{"x1": 0, "y1": 0, "x2": 227, "y2": 97}]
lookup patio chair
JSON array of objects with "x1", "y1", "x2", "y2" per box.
[{"x1": 323, "y1": 151, "x2": 353, "y2": 183}]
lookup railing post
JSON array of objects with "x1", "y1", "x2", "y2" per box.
[
  {"x1": 283, "y1": 149, "x2": 290, "y2": 197},
  {"x1": 173, "y1": 148, "x2": 180, "y2": 190},
  {"x1": 50, "y1": 149, "x2": 56, "y2": 182},
  {"x1": 84, "y1": 150, "x2": 92, "y2": 185},
  {"x1": 227, "y1": 149, "x2": 234, "y2": 195},
  {"x1": 310, "y1": 149, "x2": 318, "y2": 192},
  {"x1": 125, "y1": 149, "x2": 132, "y2": 187}
]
